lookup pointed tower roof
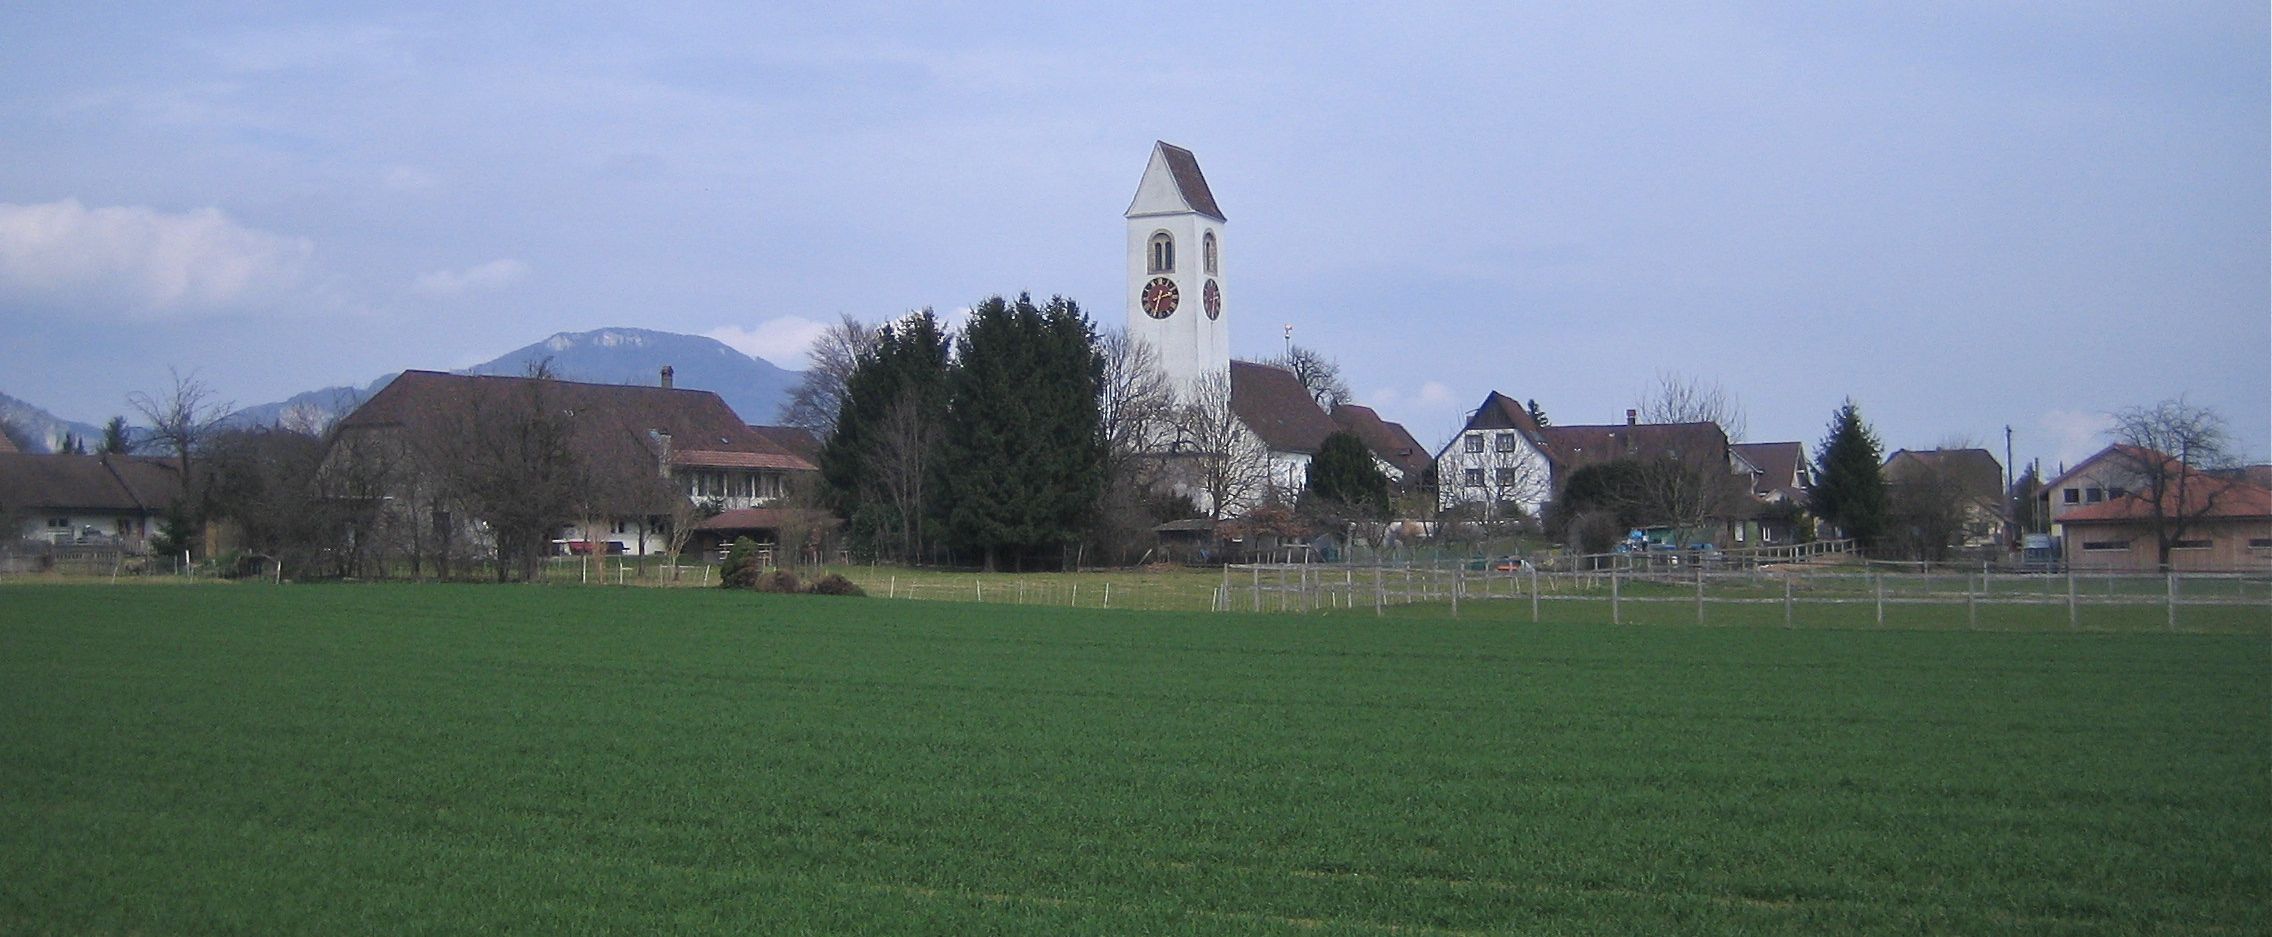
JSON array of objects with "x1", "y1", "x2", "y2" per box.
[{"x1": 1125, "y1": 141, "x2": 1225, "y2": 221}]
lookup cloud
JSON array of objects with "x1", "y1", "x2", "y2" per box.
[
  {"x1": 0, "y1": 198, "x2": 313, "y2": 318},
  {"x1": 412, "y1": 259, "x2": 529, "y2": 298},
  {"x1": 382, "y1": 165, "x2": 437, "y2": 193},
  {"x1": 707, "y1": 317, "x2": 830, "y2": 366},
  {"x1": 2038, "y1": 409, "x2": 2115, "y2": 470}
]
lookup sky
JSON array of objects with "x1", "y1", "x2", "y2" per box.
[{"x1": 2, "y1": 2, "x2": 2265, "y2": 475}]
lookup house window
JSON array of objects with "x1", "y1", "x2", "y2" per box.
[
  {"x1": 1148, "y1": 232, "x2": 1175, "y2": 273},
  {"x1": 1494, "y1": 468, "x2": 1518, "y2": 487},
  {"x1": 611, "y1": 520, "x2": 629, "y2": 535},
  {"x1": 2081, "y1": 540, "x2": 2130, "y2": 551},
  {"x1": 2108, "y1": 487, "x2": 2126, "y2": 499},
  {"x1": 46, "y1": 517, "x2": 69, "y2": 529},
  {"x1": 2063, "y1": 489, "x2": 2080, "y2": 504},
  {"x1": 1463, "y1": 468, "x2": 1484, "y2": 487},
  {"x1": 2086, "y1": 488, "x2": 2103, "y2": 503},
  {"x1": 1464, "y1": 434, "x2": 1483, "y2": 454},
  {"x1": 1494, "y1": 433, "x2": 1516, "y2": 452},
  {"x1": 2170, "y1": 539, "x2": 2211, "y2": 550},
  {"x1": 2249, "y1": 538, "x2": 2272, "y2": 549},
  {"x1": 1203, "y1": 231, "x2": 1218, "y2": 274}
]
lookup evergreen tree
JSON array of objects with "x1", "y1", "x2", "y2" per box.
[
  {"x1": 100, "y1": 416, "x2": 133, "y2": 455},
  {"x1": 1810, "y1": 399, "x2": 1888, "y2": 551},
  {"x1": 1305, "y1": 431, "x2": 1389, "y2": 518},
  {"x1": 819, "y1": 311, "x2": 950, "y2": 562},
  {"x1": 1526, "y1": 399, "x2": 1551, "y2": 428},
  {"x1": 934, "y1": 294, "x2": 1106, "y2": 570}
]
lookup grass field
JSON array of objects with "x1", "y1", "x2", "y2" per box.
[{"x1": 2, "y1": 584, "x2": 2265, "y2": 934}]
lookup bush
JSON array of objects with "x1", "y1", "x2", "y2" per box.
[
  {"x1": 805, "y1": 573, "x2": 865, "y2": 597},
  {"x1": 753, "y1": 569, "x2": 803, "y2": 594},
  {"x1": 719, "y1": 537, "x2": 763, "y2": 589}
]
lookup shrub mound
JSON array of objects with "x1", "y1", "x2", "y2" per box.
[
  {"x1": 753, "y1": 570, "x2": 803, "y2": 594},
  {"x1": 805, "y1": 573, "x2": 865, "y2": 597}
]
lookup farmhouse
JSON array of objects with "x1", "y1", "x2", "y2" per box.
[
  {"x1": 326, "y1": 369, "x2": 816, "y2": 557},
  {"x1": 1882, "y1": 447, "x2": 2006, "y2": 548},
  {"x1": 2059, "y1": 472, "x2": 2272, "y2": 571},
  {"x1": 0, "y1": 452, "x2": 183, "y2": 550}
]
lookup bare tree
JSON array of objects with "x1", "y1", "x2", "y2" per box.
[
  {"x1": 866, "y1": 388, "x2": 940, "y2": 561},
  {"x1": 779, "y1": 313, "x2": 874, "y2": 437},
  {"x1": 1171, "y1": 370, "x2": 1274, "y2": 520},
  {"x1": 1883, "y1": 458, "x2": 1974, "y2": 562},
  {"x1": 2105, "y1": 399, "x2": 2233, "y2": 571},
  {"x1": 425, "y1": 368, "x2": 582, "y2": 582},
  {"x1": 1097, "y1": 329, "x2": 1177, "y2": 484},
  {"x1": 1267, "y1": 345, "x2": 1351, "y2": 409},
  {"x1": 129, "y1": 367, "x2": 235, "y2": 482},
  {"x1": 1635, "y1": 370, "x2": 1746, "y2": 442}
]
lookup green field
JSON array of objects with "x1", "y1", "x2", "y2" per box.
[{"x1": 2, "y1": 585, "x2": 2265, "y2": 934}]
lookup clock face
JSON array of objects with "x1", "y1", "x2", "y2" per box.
[
  {"x1": 1141, "y1": 277, "x2": 1179, "y2": 318},
  {"x1": 1203, "y1": 279, "x2": 1221, "y2": 320}
]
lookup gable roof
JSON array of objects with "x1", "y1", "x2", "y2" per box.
[
  {"x1": 1127, "y1": 141, "x2": 1225, "y2": 222},
  {"x1": 334, "y1": 370, "x2": 816, "y2": 487},
  {"x1": 2043, "y1": 444, "x2": 2158, "y2": 491},
  {"x1": 1884, "y1": 448, "x2": 2003, "y2": 502},
  {"x1": 1229, "y1": 361, "x2": 1335, "y2": 454},
  {"x1": 0, "y1": 453, "x2": 182, "y2": 514},
  {"x1": 2059, "y1": 473, "x2": 2272, "y2": 524},
  {"x1": 1536, "y1": 421, "x2": 1728, "y2": 471},
  {"x1": 1330, "y1": 403, "x2": 1429, "y2": 478},
  {"x1": 1732, "y1": 441, "x2": 1809, "y2": 499}
]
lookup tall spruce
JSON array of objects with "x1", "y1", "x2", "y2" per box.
[
  {"x1": 1526, "y1": 399, "x2": 1551, "y2": 428},
  {"x1": 934, "y1": 294, "x2": 1106, "y2": 570},
  {"x1": 1810, "y1": 399, "x2": 1889, "y2": 551},
  {"x1": 819, "y1": 311, "x2": 950, "y2": 562},
  {"x1": 1306, "y1": 430, "x2": 1390, "y2": 518}
]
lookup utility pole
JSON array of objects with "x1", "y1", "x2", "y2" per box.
[
  {"x1": 1282, "y1": 322, "x2": 1293, "y2": 358},
  {"x1": 2004, "y1": 424, "x2": 2016, "y2": 545}
]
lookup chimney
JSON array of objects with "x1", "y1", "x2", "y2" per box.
[
  {"x1": 660, "y1": 365, "x2": 675, "y2": 389},
  {"x1": 1626, "y1": 409, "x2": 1637, "y2": 426}
]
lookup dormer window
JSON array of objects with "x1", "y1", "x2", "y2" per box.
[
  {"x1": 1203, "y1": 231, "x2": 1218, "y2": 275},
  {"x1": 1149, "y1": 232, "x2": 1175, "y2": 273}
]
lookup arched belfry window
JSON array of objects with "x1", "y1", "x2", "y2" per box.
[
  {"x1": 1203, "y1": 231, "x2": 1218, "y2": 275},
  {"x1": 1149, "y1": 231, "x2": 1174, "y2": 274}
]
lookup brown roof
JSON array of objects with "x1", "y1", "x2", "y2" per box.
[
  {"x1": 0, "y1": 433, "x2": 16, "y2": 455},
  {"x1": 748, "y1": 425, "x2": 821, "y2": 462},
  {"x1": 1156, "y1": 141, "x2": 1224, "y2": 221},
  {"x1": 332, "y1": 371, "x2": 815, "y2": 503},
  {"x1": 0, "y1": 453, "x2": 182, "y2": 513},
  {"x1": 695, "y1": 507, "x2": 800, "y2": 532},
  {"x1": 1330, "y1": 403, "x2": 1429, "y2": 478},
  {"x1": 1536, "y1": 421, "x2": 1728, "y2": 471},
  {"x1": 2060, "y1": 473, "x2": 2272, "y2": 524},
  {"x1": 1230, "y1": 361, "x2": 1335, "y2": 454},
  {"x1": 674, "y1": 449, "x2": 811, "y2": 471},
  {"x1": 2212, "y1": 464, "x2": 2272, "y2": 489},
  {"x1": 1883, "y1": 448, "x2": 2003, "y2": 502},
  {"x1": 1732, "y1": 441, "x2": 1808, "y2": 499}
]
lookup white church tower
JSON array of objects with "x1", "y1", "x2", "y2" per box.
[{"x1": 1126, "y1": 141, "x2": 1229, "y2": 395}]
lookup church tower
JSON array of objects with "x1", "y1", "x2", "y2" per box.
[{"x1": 1126, "y1": 141, "x2": 1229, "y2": 396}]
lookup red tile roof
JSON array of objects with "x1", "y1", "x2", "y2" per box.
[
  {"x1": 673, "y1": 449, "x2": 811, "y2": 471},
  {"x1": 1537, "y1": 421, "x2": 1727, "y2": 471},
  {"x1": 2058, "y1": 473, "x2": 2272, "y2": 524}
]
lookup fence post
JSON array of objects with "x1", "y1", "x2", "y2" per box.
[
  {"x1": 1695, "y1": 563, "x2": 1705, "y2": 625},
  {"x1": 1611, "y1": 565, "x2": 1622, "y2": 625},
  {"x1": 1783, "y1": 575, "x2": 1792, "y2": 627},
  {"x1": 2067, "y1": 566, "x2": 2078, "y2": 630},
  {"x1": 1375, "y1": 565, "x2": 1384, "y2": 616},
  {"x1": 1875, "y1": 572, "x2": 1884, "y2": 627},
  {"x1": 1104, "y1": 582, "x2": 1111, "y2": 610},
  {"x1": 2166, "y1": 571, "x2": 2176, "y2": 632},
  {"x1": 1530, "y1": 565, "x2": 1540, "y2": 623},
  {"x1": 1966, "y1": 574, "x2": 1976, "y2": 629},
  {"x1": 1252, "y1": 566, "x2": 1261, "y2": 613}
]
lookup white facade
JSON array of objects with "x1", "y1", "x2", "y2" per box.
[
  {"x1": 1126, "y1": 142, "x2": 1229, "y2": 397},
  {"x1": 1435, "y1": 429, "x2": 1554, "y2": 519}
]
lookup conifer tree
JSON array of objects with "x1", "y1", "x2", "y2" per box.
[
  {"x1": 934, "y1": 294, "x2": 1105, "y2": 570},
  {"x1": 819, "y1": 311, "x2": 949, "y2": 561},
  {"x1": 1810, "y1": 399, "x2": 1888, "y2": 551},
  {"x1": 1526, "y1": 399, "x2": 1551, "y2": 428},
  {"x1": 1306, "y1": 431, "x2": 1389, "y2": 518}
]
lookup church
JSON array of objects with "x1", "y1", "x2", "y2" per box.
[{"x1": 1123, "y1": 142, "x2": 1425, "y2": 517}]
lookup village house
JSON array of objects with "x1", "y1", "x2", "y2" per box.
[
  {"x1": 2058, "y1": 471, "x2": 2272, "y2": 571},
  {"x1": 0, "y1": 452, "x2": 183, "y2": 551},
  {"x1": 1882, "y1": 447, "x2": 2007, "y2": 549},
  {"x1": 325, "y1": 368, "x2": 816, "y2": 558}
]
